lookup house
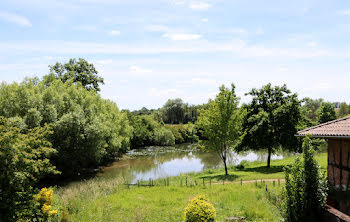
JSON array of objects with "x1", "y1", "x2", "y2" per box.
[{"x1": 297, "y1": 116, "x2": 350, "y2": 219}]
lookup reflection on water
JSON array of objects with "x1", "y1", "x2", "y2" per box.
[{"x1": 99, "y1": 144, "x2": 290, "y2": 183}]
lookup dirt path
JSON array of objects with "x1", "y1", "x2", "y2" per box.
[{"x1": 211, "y1": 178, "x2": 285, "y2": 185}]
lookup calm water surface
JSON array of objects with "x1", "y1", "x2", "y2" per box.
[{"x1": 99, "y1": 144, "x2": 293, "y2": 183}]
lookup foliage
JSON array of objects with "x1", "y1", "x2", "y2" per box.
[
  {"x1": 0, "y1": 117, "x2": 58, "y2": 221},
  {"x1": 153, "y1": 127, "x2": 175, "y2": 146},
  {"x1": 317, "y1": 102, "x2": 336, "y2": 124},
  {"x1": 184, "y1": 195, "x2": 216, "y2": 222},
  {"x1": 282, "y1": 136, "x2": 328, "y2": 222},
  {"x1": 34, "y1": 188, "x2": 58, "y2": 220},
  {"x1": 0, "y1": 77, "x2": 131, "y2": 175},
  {"x1": 165, "y1": 123, "x2": 199, "y2": 144},
  {"x1": 197, "y1": 84, "x2": 243, "y2": 175},
  {"x1": 161, "y1": 98, "x2": 186, "y2": 124},
  {"x1": 49, "y1": 58, "x2": 104, "y2": 92},
  {"x1": 300, "y1": 97, "x2": 323, "y2": 124},
  {"x1": 336, "y1": 102, "x2": 349, "y2": 119},
  {"x1": 239, "y1": 83, "x2": 301, "y2": 168}
]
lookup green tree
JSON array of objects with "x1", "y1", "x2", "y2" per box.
[
  {"x1": 301, "y1": 97, "x2": 323, "y2": 123},
  {"x1": 197, "y1": 84, "x2": 242, "y2": 175},
  {"x1": 336, "y1": 102, "x2": 349, "y2": 119},
  {"x1": 0, "y1": 77, "x2": 131, "y2": 175},
  {"x1": 49, "y1": 58, "x2": 104, "y2": 92},
  {"x1": 317, "y1": 102, "x2": 336, "y2": 124},
  {"x1": 0, "y1": 117, "x2": 59, "y2": 221},
  {"x1": 161, "y1": 98, "x2": 185, "y2": 124},
  {"x1": 283, "y1": 136, "x2": 328, "y2": 222},
  {"x1": 238, "y1": 84, "x2": 301, "y2": 168}
]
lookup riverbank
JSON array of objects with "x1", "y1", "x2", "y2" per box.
[{"x1": 53, "y1": 152, "x2": 327, "y2": 221}]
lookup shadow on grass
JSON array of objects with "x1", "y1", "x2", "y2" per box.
[
  {"x1": 201, "y1": 174, "x2": 239, "y2": 181},
  {"x1": 240, "y1": 165, "x2": 286, "y2": 174}
]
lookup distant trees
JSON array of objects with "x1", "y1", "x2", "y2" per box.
[
  {"x1": 197, "y1": 84, "x2": 243, "y2": 175},
  {"x1": 317, "y1": 102, "x2": 336, "y2": 124},
  {"x1": 238, "y1": 84, "x2": 301, "y2": 168},
  {"x1": 49, "y1": 58, "x2": 104, "y2": 92},
  {"x1": 336, "y1": 102, "x2": 349, "y2": 119}
]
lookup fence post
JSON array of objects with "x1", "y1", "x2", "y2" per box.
[
  {"x1": 203, "y1": 178, "x2": 205, "y2": 186},
  {"x1": 186, "y1": 177, "x2": 188, "y2": 187},
  {"x1": 255, "y1": 180, "x2": 257, "y2": 186},
  {"x1": 278, "y1": 179, "x2": 280, "y2": 186},
  {"x1": 210, "y1": 178, "x2": 211, "y2": 186},
  {"x1": 241, "y1": 178, "x2": 242, "y2": 185},
  {"x1": 273, "y1": 180, "x2": 275, "y2": 187},
  {"x1": 223, "y1": 179, "x2": 224, "y2": 185}
]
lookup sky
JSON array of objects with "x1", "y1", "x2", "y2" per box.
[{"x1": 1, "y1": 0, "x2": 350, "y2": 110}]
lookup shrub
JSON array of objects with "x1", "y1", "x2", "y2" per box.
[
  {"x1": 184, "y1": 195, "x2": 216, "y2": 222},
  {"x1": 153, "y1": 127, "x2": 175, "y2": 146},
  {"x1": 235, "y1": 160, "x2": 249, "y2": 169},
  {"x1": 282, "y1": 136, "x2": 328, "y2": 222},
  {"x1": 34, "y1": 188, "x2": 58, "y2": 220}
]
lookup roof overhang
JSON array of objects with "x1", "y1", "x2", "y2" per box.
[{"x1": 295, "y1": 134, "x2": 350, "y2": 139}]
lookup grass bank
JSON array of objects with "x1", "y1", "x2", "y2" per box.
[
  {"x1": 58, "y1": 183, "x2": 282, "y2": 222},
  {"x1": 54, "y1": 152, "x2": 327, "y2": 221}
]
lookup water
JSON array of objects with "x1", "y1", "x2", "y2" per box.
[{"x1": 99, "y1": 143, "x2": 292, "y2": 183}]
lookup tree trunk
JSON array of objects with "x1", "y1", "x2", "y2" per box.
[
  {"x1": 224, "y1": 160, "x2": 228, "y2": 175},
  {"x1": 267, "y1": 147, "x2": 271, "y2": 168}
]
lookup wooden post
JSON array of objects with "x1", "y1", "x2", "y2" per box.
[
  {"x1": 186, "y1": 177, "x2": 188, "y2": 186},
  {"x1": 273, "y1": 181, "x2": 275, "y2": 187},
  {"x1": 223, "y1": 179, "x2": 224, "y2": 185},
  {"x1": 241, "y1": 178, "x2": 242, "y2": 185},
  {"x1": 278, "y1": 179, "x2": 280, "y2": 186},
  {"x1": 203, "y1": 178, "x2": 205, "y2": 186},
  {"x1": 210, "y1": 178, "x2": 211, "y2": 186}
]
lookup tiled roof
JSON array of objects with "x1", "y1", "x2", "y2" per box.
[{"x1": 297, "y1": 116, "x2": 350, "y2": 138}]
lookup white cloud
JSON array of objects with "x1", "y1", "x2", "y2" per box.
[
  {"x1": 189, "y1": 2, "x2": 211, "y2": 10},
  {"x1": 256, "y1": 27, "x2": 264, "y2": 35},
  {"x1": 108, "y1": 30, "x2": 121, "y2": 35},
  {"x1": 0, "y1": 12, "x2": 32, "y2": 27},
  {"x1": 308, "y1": 41, "x2": 318, "y2": 47},
  {"x1": 201, "y1": 18, "x2": 209, "y2": 22},
  {"x1": 163, "y1": 33, "x2": 202, "y2": 41},
  {"x1": 231, "y1": 28, "x2": 247, "y2": 34},
  {"x1": 76, "y1": 25, "x2": 98, "y2": 32},
  {"x1": 95, "y1": 59, "x2": 113, "y2": 65},
  {"x1": 145, "y1": 25, "x2": 169, "y2": 32},
  {"x1": 129, "y1": 65, "x2": 152, "y2": 73},
  {"x1": 338, "y1": 9, "x2": 350, "y2": 15}
]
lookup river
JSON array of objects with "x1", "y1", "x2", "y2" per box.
[{"x1": 99, "y1": 143, "x2": 292, "y2": 183}]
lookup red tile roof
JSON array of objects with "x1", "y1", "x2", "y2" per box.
[{"x1": 297, "y1": 116, "x2": 350, "y2": 138}]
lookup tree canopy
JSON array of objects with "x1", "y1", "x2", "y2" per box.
[
  {"x1": 317, "y1": 102, "x2": 336, "y2": 124},
  {"x1": 197, "y1": 84, "x2": 243, "y2": 175},
  {"x1": 238, "y1": 83, "x2": 301, "y2": 168},
  {"x1": 49, "y1": 58, "x2": 104, "y2": 92}
]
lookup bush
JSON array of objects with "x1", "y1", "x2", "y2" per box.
[
  {"x1": 34, "y1": 188, "x2": 58, "y2": 220},
  {"x1": 282, "y1": 136, "x2": 328, "y2": 222},
  {"x1": 0, "y1": 117, "x2": 58, "y2": 221},
  {"x1": 153, "y1": 127, "x2": 175, "y2": 146},
  {"x1": 235, "y1": 160, "x2": 249, "y2": 170},
  {"x1": 184, "y1": 195, "x2": 216, "y2": 222}
]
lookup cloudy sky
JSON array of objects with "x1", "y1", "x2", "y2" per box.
[{"x1": 1, "y1": 0, "x2": 350, "y2": 110}]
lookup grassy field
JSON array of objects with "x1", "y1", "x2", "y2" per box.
[{"x1": 54, "y1": 152, "x2": 327, "y2": 222}]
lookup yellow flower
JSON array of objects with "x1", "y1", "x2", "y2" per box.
[{"x1": 41, "y1": 204, "x2": 52, "y2": 216}]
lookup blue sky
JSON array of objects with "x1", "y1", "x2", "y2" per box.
[{"x1": 1, "y1": 0, "x2": 350, "y2": 110}]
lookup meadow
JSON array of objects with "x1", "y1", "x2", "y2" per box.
[{"x1": 54, "y1": 152, "x2": 327, "y2": 221}]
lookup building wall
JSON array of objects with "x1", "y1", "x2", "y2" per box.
[{"x1": 328, "y1": 139, "x2": 350, "y2": 188}]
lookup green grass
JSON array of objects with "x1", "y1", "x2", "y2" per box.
[
  {"x1": 61, "y1": 183, "x2": 283, "y2": 222},
  {"x1": 54, "y1": 152, "x2": 327, "y2": 222}
]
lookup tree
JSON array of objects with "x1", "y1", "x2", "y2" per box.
[
  {"x1": 238, "y1": 83, "x2": 301, "y2": 168},
  {"x1": 283, "y1": 136, "x2": 328, "y2": 222},
  {"x1": 197, "y1": 84, "x2": 242, "y2": 175},
  {"x1": 161, "y1": 98, "x2": 185, "y2": 124},
  {"x1": 49, "y1": 58, "x2": 104, "y2": 92},
  {"x1": 317, "y1": 102, "x2": 336, "y2": 124},
  {"x1": 301, "y1": 97, "x2": 323, "y2": 123},
  {"x1": 336, "y1": 102, "x2": 349, "y2": 119},
  {"x1": 0, "y1": 117, "x2": 58, "y2": 221}
]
